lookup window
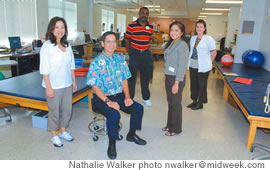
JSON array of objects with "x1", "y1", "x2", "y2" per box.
[
  {"x1": 133, "y1": 16, "x2": 137, "y2": 21},
  {"x1": 117, "y1": 13, "x2": 126, "y2": 37},
  {"x1": 0, "y1": 0, "x2": 37, "y2": 47},
  {"x1": 48, "y1": 0, "x2": 77, "y2": 34},
  {"x1": 101, "y1": 9, "x2": 114, "y2": 35}
]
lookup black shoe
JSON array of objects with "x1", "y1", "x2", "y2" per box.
[
  {"x1": 117, "y1": 135, "x2": 123, "y2": 141},
  {"x1": 126, "y1": 134, "x2": 147, "y2": 145},
  {"x1": 107, "y1": 143, "x2": 117, "y2": 159},
  {"x1": 187, "y1": 101, "x2": 198, "y2": 108},
  {"x1": 191, "y1": 103, "x2": 203, "y2": 110}
]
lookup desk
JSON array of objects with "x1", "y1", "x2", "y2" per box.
[
  {"x1": 214, "y1": 62, "x2": 270, "y2": 150},
  {"x1": 150, "y1": 44, "x2": 164, "y2": 55},
  {"x1": 0, "y1": 71, "x2": 92, "y2": 113},
  {"x1": 0, "y1": 50, "x2": 39, "y2": 59},
  {"x1": 0, "y1": 60, "x2": 18, "y2": 66},
  {"x1": 115, "y1": 46, "x2": 164, "y2": 55},
  {"x1": 0, "y1": 50, "x2": 40, "y2": 76},
  {"x1": 0, "y1": 43, "x2": 93, "y2": 76}
]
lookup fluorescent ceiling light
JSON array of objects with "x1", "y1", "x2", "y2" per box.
[
  {"x1": 200, "y1": 12, "x2": 223, "y2": 15},
  {"x1": 157, "y1": 16, "x2": 170, "y2": 18},
  {"x1": 198, "y1": 16, "x2": 207, "y2": 18},
  {"x1": 126, "y1": 8, "x2": 164, "y2": 12},
  {"x1": 206, "y1": 0, "x2": 242, "y2": 4},
  {"x1": 151, "y1": 9, "x2": 165, "y2": 11},
  {"x1": 145, "y1": 5, "x2": 160, "y2": 8},
  {"x1": 202, "y1": 8, "x2": 230, "y2": 11}
]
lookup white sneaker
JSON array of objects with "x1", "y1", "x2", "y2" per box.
[
  {"x1": 143, "y1": 99, "x2": 152, "y2": 107},
  {"x1": 58, "y1": 131, "x2": 74, "y2": 142},
  {"x1": 51, "y1": 136, "x2": 63, "y2": 147}
]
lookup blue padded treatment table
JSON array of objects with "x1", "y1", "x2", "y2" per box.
[
  {"x1": 215, "y1": 62, "x2": 270, "y2": 117},
  {"x1": 0, "y1": 71, "x2": 92, "y2": 111},
  {"x1": 215, "y1": 62, "x2": 270, "y2": 81},
  {"x1": 225, "y1": 77, "x2": 269, "y2": 117},
  {"x1": 214, "y1": 62, "x2": 270, "y2": 150}
]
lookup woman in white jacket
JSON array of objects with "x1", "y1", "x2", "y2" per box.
[
  {"x1": 187, "y1": 20, "x2": 217, "y2": 110},
  {"x1": 40, "y1": 17, "x2": 77, "y2": 147}
]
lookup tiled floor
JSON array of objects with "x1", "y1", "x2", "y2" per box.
[{"x1": 1, "y1": 60, "x2": 270, "y2": 160}]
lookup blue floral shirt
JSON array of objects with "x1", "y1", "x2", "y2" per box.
[{"x1": 86, "y1": 51, "x2": 131, "y2": 96}]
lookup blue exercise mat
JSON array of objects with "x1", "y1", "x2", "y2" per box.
[
  {"x1": 215, "y1": 62, "x2": 270, "y2": 81},
  {"x1": 0, "y1": 71, "x2": 89, "y2": 101},
  {"x1": 215, "y1": 62, "x2": 270, "y2": 117}
]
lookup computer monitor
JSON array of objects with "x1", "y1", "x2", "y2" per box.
[
  {"x1": 115, "y1": 33, "x2": 120, "y2": 40},
  {"x1": 85, "y1": 34, "x2": 92, "y2": 43},
  {"x1": 35, "y1": 40, "x2": 42, "y2": 48},
  {"x1": 8, "y1": 36, "x2": 22, "y2": 51}
]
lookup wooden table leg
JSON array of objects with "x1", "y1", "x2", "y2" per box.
[
  {"x1": 223, "y1": 85, "x2": 238, "y2": 108},
  {"x1": 223, "y1": 85, "x2": 229, "y2": 101},
  {"x1": 247, "y1": 120, "x2": 258, "y2": 150}
]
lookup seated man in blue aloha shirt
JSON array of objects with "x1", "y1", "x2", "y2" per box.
[{"x1": 86, "y1": 31, "x2": 146, "y2": 160}]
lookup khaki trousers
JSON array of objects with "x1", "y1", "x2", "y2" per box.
[{"x1": 46, "y1": 85, "x2": 73, "y2": 131}]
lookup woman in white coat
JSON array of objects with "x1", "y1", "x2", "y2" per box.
[{"x1": 187, "y1": 20, "x2": 217, "y2": 110}]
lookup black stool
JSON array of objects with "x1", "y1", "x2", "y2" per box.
[
  {"x1": 251, "y1": 143, "x2": 270, "y2": 160},
  {"x1": 88, "y1": 105, "x2": 122, "y2": 141}
]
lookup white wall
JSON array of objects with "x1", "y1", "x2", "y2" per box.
[
  {"x1": 36, "y1": 0, "x2": 90, "y2": 39},
  {"x1": 36, "y1": 0, "x2": 136, "y2": 40},
  {"x1": 88, "y1": 0, "x2": 94, "y2": 36},
  {"x1": 206, "y1": 16, "x2": 228, "y2": 49},
  {"x1": 234, "y1": 0, "x2": 266, "y2": 64},
  {"x1": 258, "y1": 0, "x2": 270, "y2": 71},
  {"x1": 36, "y1": 0, "x2": 48, "y2": 39},
  {"x1": 225, "y1": 7, "x2": 241, "y2": 48}
]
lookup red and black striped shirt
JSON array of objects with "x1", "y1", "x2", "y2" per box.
[{"x1": 125, "y1": 19, "x2": 154, "y2": 51}]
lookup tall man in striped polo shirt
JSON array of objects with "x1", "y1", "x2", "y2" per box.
[{"x1": 125, "y1": 7, "x2": 154, "y2": 107}]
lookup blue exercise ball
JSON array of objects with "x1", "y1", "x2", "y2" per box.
[{"x1": 242, "y1": 50, "x2": 264, "y2": 68}]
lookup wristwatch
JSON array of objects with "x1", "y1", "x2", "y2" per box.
[{"x1": 105, "y1": 98, "x2": 110, "y2": 104}]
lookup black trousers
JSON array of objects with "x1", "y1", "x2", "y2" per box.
[
  {"x1": 128, "y1": 47, "x2": 153, "y2": 100},
  {"x1": 92, "y1": 93, "x2": 144, "y2": 140},
  {"x1": 165, "y1": 75, "x2": 185, "y2": 133},
  {"x1": 189, "y1": 67, "x2": 210, "y2": 104}
]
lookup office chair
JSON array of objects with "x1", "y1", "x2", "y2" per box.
[
  {"x1": 88, "y1": 104, "x2": 122, "y2": 141},
  {"x1": 212, "y1": 50, "x2": 224, "y2": 74},
  {"x1": 251, "y1": 143, "x2": 270, "y2": 160}
]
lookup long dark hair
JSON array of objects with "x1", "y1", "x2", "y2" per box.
[
  {"x1": 165, "y1": 21, "x2": 190, "y2": 50},
  {"x1": 195, "y1": 19, "x2": 207, "y2": 35},
  {"x1": 45, "y1": 16, "x2": 69, "y2": 47}
]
